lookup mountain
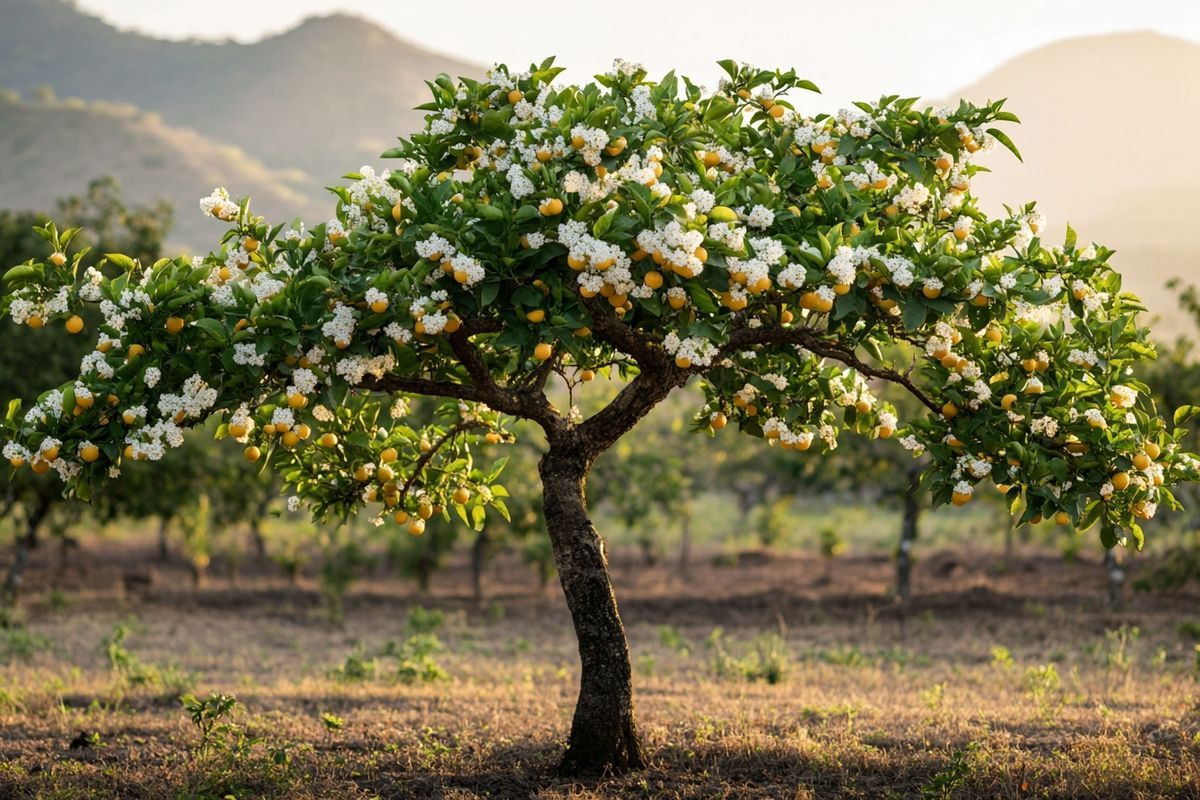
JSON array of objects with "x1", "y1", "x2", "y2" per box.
[
  {"x1": 0, "y1": 0, "x2": 481, "y2": 186},
  {"x1": 943, "y1": 31, "x2": 1200, "y2": 334},
  {"x1": 0, "y1": 91, "x2": 324, "y2": 250}
]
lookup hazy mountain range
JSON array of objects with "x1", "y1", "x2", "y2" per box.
[{"x1": 0, "y1": 0, "x2": 1195, "y2": 331}]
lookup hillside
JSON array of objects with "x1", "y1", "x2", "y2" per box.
[
  {"x1": 0, "y1": 0, "x2": 481, "y2": 184},
  {"x1": 944, "y1": 31, "x2": 1200, "y2": 333},
  {"x1": 0, "y1": 91, "x2": 324, "y2": 250}
]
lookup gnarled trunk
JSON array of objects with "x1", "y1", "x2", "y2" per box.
[{"x1": 539, "y1": 448, "x2": 644, "y2": 775}]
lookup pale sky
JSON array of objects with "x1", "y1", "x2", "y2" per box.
[{"x1": 73, "y1": 0, "x2": 1200, "y2": 108}]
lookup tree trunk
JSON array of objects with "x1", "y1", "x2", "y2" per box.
[
  {"x1": 1104, "y1": 548, "x2": 1124, "y2": 610},
  {"x1": 157, "y1": 517, "x2": 170, "y2": 562},
  {"x1": 3, "y1": 497, "x2": 49, "y2": 608},
  {"x1": 539, "y1": 448, "x2": 644, "y2": 775},
  {"x1": 896, "y1": 471, "x2": 920, "y2": 604},
  {"x1": 470, "y1": 529, "x2": 492, "y2": 607},
  {"x1": 678, "y1": 508, "x2": 692, "y2": 580}
]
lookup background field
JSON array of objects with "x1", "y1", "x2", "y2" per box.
[{"x1": 1, "y1": 522, "x2": 1198, "y2": 799}]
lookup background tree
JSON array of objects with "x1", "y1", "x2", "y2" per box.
[
  {"x1": 2, "y1": 60, "x2": 1194, "y2": 776},
  {"x1": 0, "y1": 178, "x2": 169, "y2": 606}
]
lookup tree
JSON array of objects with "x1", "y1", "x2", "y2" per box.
[
  {"x1": 0, "y1": 178, "x2": 170, "y2": 605},
  {"x1": 2, "y1": 58, "x2": 1195, "y2": 775}
]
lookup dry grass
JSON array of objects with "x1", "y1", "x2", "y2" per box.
[{"x1": 0, "y1": 538, "x2": 1197, "y2": 799}]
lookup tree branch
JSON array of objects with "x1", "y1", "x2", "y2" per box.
[{"x1": 725, "y1": 323, "x2": 941, "y2": 415}]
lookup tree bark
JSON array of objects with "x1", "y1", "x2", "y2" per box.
[
  {"x1": 678, "y1": 508, "x2": 692, "y2": 580},
  {"x1": 470, "y1": 529, "x2": 492, "y2": 607},
  {"x1": 896, "y1": 470, "x2": 920, "y2": 604},
  {"x1": 1104, "y1": 548, "x2": 1124, "y2": 610},
  {"x1": 2, "y1": 497, "x2": 49, "y2": 608},
  {"x1": 539, "y1": 447, "x2": 644, "y2": 775},
  {"x1": 897, "y1": 465, "x2": 921, "y2": 604},
  {"x1": 157, "y1": 517, "x2": 170, "y2": 562}
]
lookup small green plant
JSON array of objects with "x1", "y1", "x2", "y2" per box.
[
  {"x1": 657, "y1": 625, "x2": 693, "y2": 657},
  {"x1": 1024, "y1": 664, "x2": 1063, "y2": 723},
  {"x1": 921, "y1": 742, "x2": 977, "y2": 799},
  {"x1": 1102, "y1": 624, "x2": 1140, "y2": 693},
  {"x1": 180, "y1": 692, "x2": 243, "y2": 758},
  {"x1": 386, "y1": 633, "x2": 450, "y2": 684},
  {"x1": 706, "y1": 629, "x2": 792, "y2": 684},
  {"x1": 1176, "y1": 620, "x2": 1200, "y2": 641},
  {"x1": 320, "y1": 712, "x2": 346, "y2": 740},
  {"x1": 990, "y1": 645, "x2": 1015, "y2": 672},
  {"x1": 920, "y1": 682, "x2": 946, "y2": 712},
  {"x1": 0, "y1": 627, "x2": 52, "y2": 663},
  {"x1": 327, "y1": 647, "x2": 378, "y2": 683},
  {"x1": 405, "y1": 605, "x2": 445, "y2": 634}
]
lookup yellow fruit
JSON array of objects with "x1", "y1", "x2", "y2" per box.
[
  {"x1": 281, "y1": 431, "x2": 300, "y2": 448},
  {"x1": 370, "y1": 298, "x2": 389, "y2": 314},
  {"x1": 65, "y1": 315, "x2": 84, "y2": 334},
  {"x1": 942, "y1": 402, "x2": 958, "y2": 419},
  {"x1": 127, "y1": 344, "x2": 145, "y2": 360},
  {"x1": 8, "y1": 455, "x2": 25, "y2": 468},
  {"x1": 702, "y1": 151, "x2": 721, "y2": 168},
  {"x1": 643, "y1": 270, "x2": 664, "y2": 290},
  {"x1": 538, "y1": 198, "x2": 564, "y2": 216},
  {"x1": 1054, "y1": 511, "x2": 1070, "y2": 526},
  {"x1": 1001, "y1": 394, "x2": 1017, "y2": 411},
  {"x1": 393, "y1": 510, "x2": 410, "y2": 525},
  {"x1": 780, "y1": 309, "x2": 794, "y2": 324},
  {"x1": 380, "y1": 447, "x2": 398, "y2": 463},
  {"x1": 80, "y1": 445, "x2": 100, "y2": 463},
  {"x1": 855, "y1": 399, "x2": 872, "y2": 414},
  {"x1": 31, "y1": 459, "x2": 51, "y2": 474},
  {"x1": 710, "y1": 412, "x2": 727, "y2": 430},
  {"x1": 951, "y1": 490, "x2": 972, "y2": 506},
  {"x1": 1132, "y1": 453, "x2": 1152, "y2": 471},
  {"x1": 453, "y1": 487, "x2": 471, "y2": 505},
  {"x1": 376, "y1": 464, "x2": 396, "y2": 483},
  {"x1": 1111, "y1": 471, "x2": 1131, "y2": 491},
  {"x1": 1145, "y1": 442, "x2": 1161, "y2": 459},
  {"x1": 922, "y1": 285, "x2": 941, "y2": 300},
  {"x1": 485, "y1": 432, "x2": 502, "y2": 444},
  {"x1": 533, "y1": 342, "x2": 553, "y2": 361},
  {"x1": 833, "y1": 283, "x2": 851, "y2": 296},
  {"x1": 768, "y1": 104, "x2": 785, "y2": 120},
  {"x1": 418, "y1": 502, "x2": 434, "y2": 520},
  {"x1": 580, "y1": 369, "x2": 595, "y2": 382},
  {"x1": 507, "y1": 89, "x2": 523, "y2": 105},
  {"x1": 229, "y1": 422, "x2": 248, "y2": 438},
  {"x1": 164, "y1": 316, "x2": 185, "y2": 335},
  {"x1": 985, "y1": 327, "x2": 1002, "y2": 343},
  {"x1": 354, "y1": 465, "x2": 372, "y2": 481},
  {"x1": 603, "y1": 136, "x2": 627, "y2": 156},
  {"x1": 407, "y1": 518, "x2": 426, "y2": 536},
  {"x1": 675, "y1": 356, "x2": 692, "y2": 369},
  {"x1": 318, "y1": 433, "x2": 339, "y2": 449},
  {"x1": 49, "y1": 251, "x2": 67, "y2": 267},
  {"x1": 287, "y1": 393, "x2": 308, "y2": 410},
  {"x1": 262, "y1": 423, "x2": 276, "y2": 436},
  {"x1": 419, "y1": 439, "x2": 433, "y2": 452},
  {"x1": 244, "y1": 446, "x2": 261, "y2": 462},
  {"x1": 26, "y1": 315, "x2": 44, "y2": 329},
  {"x1": 708, "y1": 206, "x2": 738, "y2": 223},
  {"x1": 41, "y1": 445, "x2": 60, "y2": 461},
  {"x1": 526, "y1": 309, "x2": 546, "y2": 323}
]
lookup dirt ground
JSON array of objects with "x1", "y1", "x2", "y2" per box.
[{"x1": 0, "y1": 536, "x2": 1197, "y2": 799}]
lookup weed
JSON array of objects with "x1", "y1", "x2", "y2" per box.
[
  {"x1": 707, "y1": 628, "x2": 792, "y2": 684},
  {"x1": 386, "y1": 633, "x2": 450, "y2": 684},
  {"x1": 920, "y1": 742, "x2": 977, "y2": 799},
  {"x1": 657, "y1": 625, "x2": 693, "y2": 657},
  {"x1": 0, "y1": 627, "x2": 52, "y2": 663},
  {"x1": 405, "y1": 605, "x2": 445, "y2": 634},
  {"x1": 990, "y1": 645, "x2": 1014, "y2": 671},
  {"x1": 1024, "y1": 664, "x2": 1063, "y2": 723}
]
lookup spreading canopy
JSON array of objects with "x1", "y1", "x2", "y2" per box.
[{"x1": 3, "y1": 57, "x2": 1196, "y2": 548}]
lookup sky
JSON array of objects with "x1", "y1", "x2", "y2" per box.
[{"x1": 72, "y1": 0, "x2": 1200, "y2": 109}]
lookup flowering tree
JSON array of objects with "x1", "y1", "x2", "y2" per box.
[{"x1": 3, "y1": 57, "x2": 1196, "y2": 774}]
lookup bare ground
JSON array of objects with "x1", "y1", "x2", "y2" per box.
[{"x1": 0, "y1": 537, "x2": 1197, "y2": 799}]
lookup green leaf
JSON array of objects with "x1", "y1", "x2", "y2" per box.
[
  {"x1": 986, "y1": 128, "x2": 1022, "y2": 162},
  {"x1": 902, "y1": 298, "x2": 926, "y2": 331},
  {"x1": 106, "y1": 253, "x2": 137, "y2": 271},
  {"x1": 1174, "y1": 405, "x2": 1200, "y2": 427}
]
